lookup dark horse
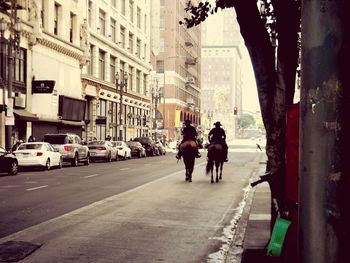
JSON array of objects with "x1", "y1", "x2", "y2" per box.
[
  {"x1": 179, "y1": 140, "x2": 197, "y2": 182},
  {"x1": 206, "y1": 143, "x2": 225, "y2": 183}
]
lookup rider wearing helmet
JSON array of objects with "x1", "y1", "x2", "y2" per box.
[
  {"x1": 208, "y1": 121, "x2": 228, "y2": 162},
  {"x1": 176, "y1": 119, "x2": 201, "y2": 159}
]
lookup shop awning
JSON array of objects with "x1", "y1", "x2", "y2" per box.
[
  {"x1": 13, "y1": 109, "x2": 39, "y2": 122},
  {"x1": 61, "y1": 120, "x2": 85, "y2": 126}
]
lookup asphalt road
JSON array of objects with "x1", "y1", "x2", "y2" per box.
[{"x1": 0, "y1": 141, "x2": 263, "y2": 262}]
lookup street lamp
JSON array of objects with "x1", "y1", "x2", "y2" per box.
[
  {"x1": 0, "y1": 16, "x2": 22, "y2": 151},
  {"x1": 115, "y1": 71, "x2": 128, "y2": 141},
  {"x1": 151, "y1": 77, "x2": 161, "y2": 141}
]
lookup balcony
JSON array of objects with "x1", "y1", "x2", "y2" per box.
[{"x1": 0, "y1": 0, "x2": 26, "y2": 10}]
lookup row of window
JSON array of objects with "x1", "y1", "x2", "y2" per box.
[{"x1": 88, "y1": 45, "x2": 147, "y2": 95}]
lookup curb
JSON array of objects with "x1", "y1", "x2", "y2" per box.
[{"x1": 224, "y1": 152, "x2": 267, "y2": 263}]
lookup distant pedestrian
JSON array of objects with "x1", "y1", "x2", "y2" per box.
[
  {"x1": 105, "y1": 135, "x2": 112, "y2": 141},
  {"x1": 28, "y1": 135, "x2": 36, "y2": 142}
]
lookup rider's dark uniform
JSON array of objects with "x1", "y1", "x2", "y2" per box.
[
  {"x1": 176, "y1": 121, "x2": 201, "y2": 159},
  {"x1": 208, "y1": 123, "x2": 228, "y2": 161}
]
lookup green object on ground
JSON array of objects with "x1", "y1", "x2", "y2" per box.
[{"x1": 266, "y1": 218, "x2": 292, "y2": 257}]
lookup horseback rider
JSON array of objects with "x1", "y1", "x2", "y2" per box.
[
  {"x1": 208, "y1": 121, "x2": 228, "y2": 162},
  {"x1": 176, "y1": 119, "x2": 201, "y2": 159}
]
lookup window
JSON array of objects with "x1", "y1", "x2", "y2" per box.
[
  {"x1": 54, "y1": 3, "x2": 60, "y2": 35},
  {"x1": 128, "y1": 33, "x2": 134, "y2": 53},
  {"x1": 99, "y1": 9, "x2": 106, "y2": 35},
  {"x1": 111, "y1": 0, "x2": 117, "y2": 8},
  {"x1": 15, "y1": 49, "x2": 26, "y2": 83},
  {"x1": 99, "y1": 50, "x2": 105, "y2": 80},
  {"x1": 143, "y1": 74, "x2": 147, "y2": 95},
  {"x1": 144, "y1": 14, "x2": 147, "y2": 33},
  {"x1": 96, "y1": 99, "x2": 107, "y2": 140},
  {"x1": 159, "y1": 38, "x2": 164, "y2": 52},
  {"x1": 136, "y1": 39, "x2": 141, "y2": 58},
  {"x1": 137, "y1": 7, "x2": 141, "y2": 28},
  {"x1": 110, "y1": 56, "x2": 116, "y2": 83},
  {"x1": 119, "y1": 61, "x2": 125, "y2": 86},
  {"x1": 160, "y1": 17, "x2": 164, "y2": 30},
  {"x1": 121, "y1": 0, "x2": 126, "y2": 15},
  {"x1": 88, "y1": 1, "x2": 93, "y2": 26},
  {"x1": 88, "y1": 45, "x2": 94, "y2": 75},
  {"x1": 120, "y1": 26, "x2": 125, "y2": 48},
  {"x1": 110, "y1": 18, "x2": 116, "y2": 42},
  {"x1": 70, "y1": 12, "x2": 76, "y2": 43},
  {"x1": 156, "y1": 60, "x2": 164, "y2": 73},
  {"x1": 128, "y1": 66, "x2": 133, "y2": 91},
  {"x1": 136, "y1": 70, "x2": 141, "y2": 93},
  {"x1": 41, "y1": 0, "x2": 45, "y2": 29},
  {"x1": 144, "y1": 43, "x2": 147, "y2": 60},
  {"x1": 129, "y1": 1, "x2": 134, "y2": 22}
]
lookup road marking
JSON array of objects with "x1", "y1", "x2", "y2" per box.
[
  {"x1": 120, "y1": 168, "x2": 130, "y2": 171},
  {"x1": 1, "y1": 185, "x2": 19, "y2": 189},
  {"x1": 84, "y1": 174, "x2": 99, "y2": 178},
  {"x1": 26, "y1": 185, "x2": 48, "y2": 191}
]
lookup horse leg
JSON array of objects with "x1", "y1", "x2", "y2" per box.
[
  {"x1": 219, "y1": 162, "x2": 223, "y2": 180},
  {"x1": 215, "y1": 161, "x2": 219, "y2": 183}
]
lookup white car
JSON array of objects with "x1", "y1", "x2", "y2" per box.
[
  {"x1": 14, "y1": 142, "x2": 62, "y2": 170},
  {"x1": 111, "y1": 141, "x2": 132, "y2": 160}
]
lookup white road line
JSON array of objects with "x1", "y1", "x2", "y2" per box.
[
  {"x1": 84, "y1": 174, "x2": 99, "y2": 178},
  {"x1": 26, "y1": 185, "x2": 48, "y2": 191},
  {"x1": 120, "y1": 168, "x2": 130, "y2": 171}
]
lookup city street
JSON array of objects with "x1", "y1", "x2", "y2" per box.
[{"x1": 0, "y1": 140, "x2": 264, "y2": 262}]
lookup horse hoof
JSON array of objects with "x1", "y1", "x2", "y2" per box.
[
  {"x1": 189, "y1": 179, "x2": 192, "y2": 182},
  {"x1": 211, "y1": 180, "x2": 214, "y2": 183}
]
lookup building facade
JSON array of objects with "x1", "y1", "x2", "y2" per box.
[
  {"x1": 153, "y1": 0, "x2": 202, "y2": 141},
  {"x1": 0, "y1": 0, "x2": 157, "y2": 149},
  {"x1": 201, "y1": 8, "x2": 243, "y2": 140}
]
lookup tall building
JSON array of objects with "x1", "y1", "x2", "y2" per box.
[
  {"x1": 153, "y1": 0, "x2": 201, "y2": 141},
  {"x1": 201, "y1": 8, "x2": 243, "y2": 140},
  {"x1": 81, "y1": 0, "x2": 153, "y2": 141}
]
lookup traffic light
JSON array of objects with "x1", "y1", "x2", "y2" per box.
[{"x1": 233, "y1": 106, "x2": 238, "y2": 115}]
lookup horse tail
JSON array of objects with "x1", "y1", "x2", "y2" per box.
[{"x1": 206, "y1": 159, "x2": 213, "y2": 174}]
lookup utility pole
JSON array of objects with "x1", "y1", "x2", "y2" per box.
[{"x1": 300, "y1": 1, "x2": 350, "y2": 262}]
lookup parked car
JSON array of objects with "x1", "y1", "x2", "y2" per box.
[
  {"x1": 14, "y1": 142, "x2": 62, "y2": 170},
  {"x1": 126, "y1": 141, "x2": 146, "y2": 158},
  {"x1": 0, "y1": 147, "x2": 18, "y2": 175},
  {"x1": 168, "y1": 141, "x2": 179, "y2": 152},
  {"x1": 43, "y1": 133, "x2": 90, "y2": 167},
  {"x1": 87, "y1": 140, "x2": 117, "y2": 162},
  {"x1": 155, "y1": 141, "x2": 166, "y2": 155},
  {"x1": 133, "y1": 137, "x2": 159, "y2": 156},
  {"x1": 111, "y1": 141, "x2": 132, "y2": 160}
]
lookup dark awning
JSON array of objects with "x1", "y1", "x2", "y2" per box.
[{"x1": 13, "y1": 109, "x2": 39, "y2": 122}]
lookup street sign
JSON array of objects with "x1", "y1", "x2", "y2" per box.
[
  {"x1": 6, "y1": 98, "x2": 13, "y2": 117},
  {"x1": 32, "y1": 80, "x2": 56, "y2": 94}
]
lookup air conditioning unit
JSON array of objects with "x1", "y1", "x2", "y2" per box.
[{"x1": 14, "y1": 92, "x2": 26, "y2": 108}]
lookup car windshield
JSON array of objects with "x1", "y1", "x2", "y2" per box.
[
  {"x1": 88, "y1": 141, "x2": 105, "y2": 145},
  {"x1": 44, "y1": 135, "x2": 68, "y2": 144},
  {"x1": 114, "y1": 141, "x2": 123, "y2": 146},
  {"x1": 127, "y1": 141, "x2": 139, "y2": 146},
  {"x1": 17, "y1": 144, "x2": 43, "y2": 150}
]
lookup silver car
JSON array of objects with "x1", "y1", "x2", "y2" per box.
[
  {"x1": 43, "y1": 134, "x2": 90, "y2": 167},
  {"x1": 87, "y1": 140, "x2": 117, "y2": 162}
]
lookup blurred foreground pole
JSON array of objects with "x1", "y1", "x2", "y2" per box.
[{"x1": 300, "y1": 0, "x2": 350, "y2": 263}]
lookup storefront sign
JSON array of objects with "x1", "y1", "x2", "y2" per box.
[
  {"x1": 96, "y1": 117, "x2": 107, "y2": 125},
  {"x1": 32, "y1": 80, "x2": 56, "y2": 94}
]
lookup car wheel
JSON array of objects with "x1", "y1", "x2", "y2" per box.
[
  {"x1": 45, "y1": 159, "x2": 51, "y2": 171},
  {"x1": 8, "y1": 161, "x2": 18, "y2": 175},
  {"x1": 71, "y1": 153, "x2": 79, "y2": 167},
  {"x1": 84, "y1": 154, "x2": 90, "y2": 165},
  {"x1": 58, "y1": 157, "x2": 63, "y2": 169}
]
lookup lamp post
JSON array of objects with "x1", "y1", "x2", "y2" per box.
[
  {"x1": 115, "y1": 71, "x2": 128, "y2": 141},
  {"x1": 151, "y1": 77, "x2": 161, "y2": 141},
  {"x1": 0, "y1": 16, "x2": 22, "y2": 151}
]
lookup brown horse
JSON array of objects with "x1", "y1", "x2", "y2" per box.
[
  {"x1": 179, "y1": 140, "x2": 197, "y2": 182},
  {"x1": 206, "y1": 143, "x2": 225, "y2": 183}
]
